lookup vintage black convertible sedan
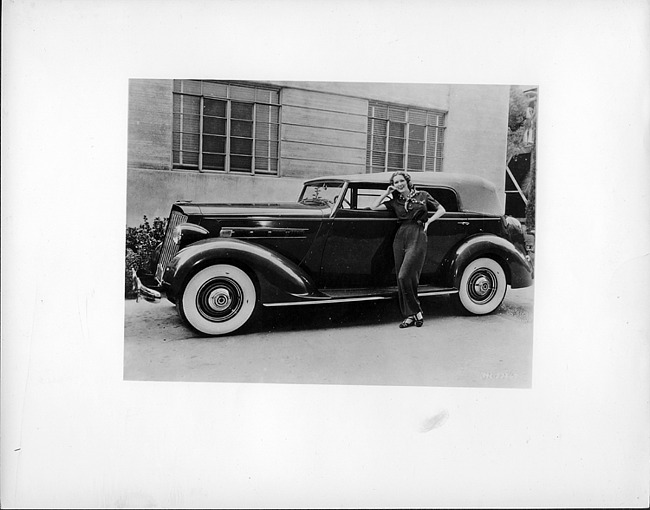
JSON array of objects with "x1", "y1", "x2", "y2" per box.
[{"x1": 134, "y1": 173, "x2": 533, "y2": 335}]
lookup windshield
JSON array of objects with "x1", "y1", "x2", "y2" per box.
[{"x1": 299, "y1": 182, "x2": 345, "y2": 207}]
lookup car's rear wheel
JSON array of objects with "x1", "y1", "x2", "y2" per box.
[
  {"x1": 179, "y1": 264, "x2": 257, "y2": 335},
  {"x1": 453, "y1": 257, "x2": 507, "y2": 315}
]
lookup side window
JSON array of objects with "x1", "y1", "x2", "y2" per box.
[
  {"x1": 335, "y1": 185, "x2": 394, "y2": 212},
  {"x1": 421, "y1": 187, "x2": 459, "y2": 212},
  {"x1": 356, "y1": 187, "x2": 387, "y2": 209}
]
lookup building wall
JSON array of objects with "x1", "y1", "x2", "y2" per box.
[
  {"x1": 126, "y1": 168, "x2": 303, "y2": 225},
  {"x1": 127, "y1": 80, "x2": 173, "y2": 170},
  {"x1": 126, "y1": 80, "x2": 509, "y2": 225},
  {"x1": 279, "y1": 88, "x2": 368, "y2": 178},
  {"x1": 268, "y1": 81, "x2": 451, "y2": 111},
  {"x1": 444, "y1": 84, "x2": 510, "y2": 202}
]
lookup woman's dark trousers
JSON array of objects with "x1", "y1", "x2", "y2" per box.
[{"x1": 393, "y1": 222, "x2": 427, "y2": 318}]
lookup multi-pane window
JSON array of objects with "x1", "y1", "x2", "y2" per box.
[
  {"x1": 366, "y1": 102, "x2": 446, "y2": 173},
  {"x1": 173, "y1": 80, "x2": 280, "y2": 175}
]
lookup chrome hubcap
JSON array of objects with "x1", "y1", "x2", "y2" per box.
[
  {"x1": 196, "y1": 277, "x2": 243, "y2": 322},
  {"x1": 473, "y1": 275, "x2": 491, "y2": 296},
  {"x1": 467, "y1": 270, "x2": 497, "y2": 304},
  {"x1": 208, "y1": 288, "x2": 232, "y2": 312}
]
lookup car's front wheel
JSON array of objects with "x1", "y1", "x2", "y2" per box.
[
  {"x1": 453, "y1": 257, "x2": 507, "y2": 315},
  {"x1": 179, "y1": 264, "x2": 257, "y2": 335}
]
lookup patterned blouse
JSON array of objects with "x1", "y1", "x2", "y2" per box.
[{"x1": 384, "y1": 189, "x2": 441, "y2": 224}]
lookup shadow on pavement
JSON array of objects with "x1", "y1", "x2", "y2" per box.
[
  {"x1": 126, "y1": 286, "x2": 533, "y2": 339},
  {"x1": 245, "y1": 295, "x2": 458, "y2": 336}
]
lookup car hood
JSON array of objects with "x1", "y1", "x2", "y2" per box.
[{"x1": 174, "y1": 201, "x2": 328, "y2": 219}]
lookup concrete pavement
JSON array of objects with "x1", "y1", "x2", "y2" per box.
[{"x1": 124, "y1": 286, "x2": 534, "y2": 388}]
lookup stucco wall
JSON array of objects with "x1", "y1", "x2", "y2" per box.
[
  {"x1": 443, "y1": 85, "x2": 509, "y2": 205},
  {"x1": 127, "y1": 80, "x2": 173, "y2": 170},
  {"x1": 268, "y1": 81, "x2": 451, "y2": 111},
  {"x1": 280, "y1": 88, "x2": 368, "y2": 178},
  {"x1": 126, "y1": 169, "x2": 304, "y2": 225}
]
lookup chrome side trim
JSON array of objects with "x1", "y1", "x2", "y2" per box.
[
  {"x1": 419, "y1": 289, "x2": 459, "y2": 296},
  {"x1": 263, "y1": 288, "x2": 458, "y2": 307},
  {"x1": 205, "y1": 215, "x2": 325, "y2": 220},
  {"x1": 220, "y1": 226, "x2": 309, "y2": 234},
  {"x1": 329, "y1": 216, "x2": 494, "y2": 222},
  {"x1": 222, "y1": 236, "x2": 307, "y2": 240},
  {"x1": 264, "y1": 296, "x2": 392, "y2": 307},
  {"x1": 219, "y1": 226, "x2": 309, "y2": 239}
]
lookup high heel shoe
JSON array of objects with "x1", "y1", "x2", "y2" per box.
[
  {"x1": 415, "y1": 313, "x2": 424, "y2": 327},
  {"x1": 399, "y1": 316, "x2": 416, "y2": 328}
]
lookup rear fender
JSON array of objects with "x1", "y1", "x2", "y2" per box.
[
  {"x1": 162, "y1": 238, "x2": 325, "y2": 304},
  {"x1": 444, "y1": 234, "x2": 533, "y2": 289}
]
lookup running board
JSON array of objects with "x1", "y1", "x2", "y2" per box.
[{"x1": 264, "y1": 286, "x2": 458, "y2": 307}]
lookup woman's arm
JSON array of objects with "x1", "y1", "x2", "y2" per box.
[
  {"x1": 423, "y1": 204, "x2": 446, "y2": 233},
  {"x1": 370, "y1": 186, "x2": 395, "y2": 210}
]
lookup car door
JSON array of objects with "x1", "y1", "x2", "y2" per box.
[
  {"x1": 319, "y1": 184, "x2": 398, "y2": 289},
  {"x1": 419, "y1": 186, "x2": 485, "y2": 284}
]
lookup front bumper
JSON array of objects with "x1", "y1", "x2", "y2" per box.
[{"x1": 131, "y1": 268, "x2": 162, "y2": 303}]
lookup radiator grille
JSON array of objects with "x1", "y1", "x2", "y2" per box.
[{"x1": 155, "y1": 210, "x2": 188, "y2": 283}]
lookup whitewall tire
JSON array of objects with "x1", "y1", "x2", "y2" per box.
[
  {"x1": 454, "y1": 257, "x2": 507, "y2": 315},
  {"x1": 179, "y1": 264, "x2": 257, "y2": 335}
]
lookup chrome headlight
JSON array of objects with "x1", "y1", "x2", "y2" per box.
[
  {"x1": 172, "y1": 223, "x2": 209, "y2": 245},
  {"x1": 172, "y1": 225, "x2": 183, "y2": 245}
]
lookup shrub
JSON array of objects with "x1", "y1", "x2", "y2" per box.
[
  {"x1": 125, "y1": 248, "x2": 139, "y2": 299},
  {"x1": 125, "y1": 215, "x2": 167, "y2": 298}
]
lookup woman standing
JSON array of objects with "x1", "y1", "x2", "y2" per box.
[{"x1": 372, "y1": 171, "x2": 446, "y2": 328}]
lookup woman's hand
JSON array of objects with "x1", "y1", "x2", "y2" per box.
[
  {"x1": 370, "y1": 185, "x2": 395, "y2": 210},
  {"x1": 423, "y1": 205, "x2": 446, "y2": 234}
]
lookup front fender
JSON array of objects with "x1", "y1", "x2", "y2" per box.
[
  {"x1": 445, "y1": 234, "x2": 533, "y2": 289},
  {"x1": 162, "y1": 238, "x2": 325, "y2": 304}
]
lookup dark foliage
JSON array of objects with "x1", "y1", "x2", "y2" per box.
[
  {"x1": 526, "y1": 143, "x2": 536, "y2": 232},
  {"x1": 125, "y1": 216, "x2": 167, "y2": 298},
  {"x1": 507, "y1": 86, "x2": 537, "y2": 232}
]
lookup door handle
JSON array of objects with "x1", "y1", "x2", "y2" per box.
[{"x1": 457, "y1": 221, "x2": 470, "y2": 226}]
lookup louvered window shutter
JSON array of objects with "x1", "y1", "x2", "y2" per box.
[
  {"x1": 367, "y1": 101, "x2": 446, "y2": 173},
  {"x1": 172, "y1": 81, "x2": 279, "y2": 175}
]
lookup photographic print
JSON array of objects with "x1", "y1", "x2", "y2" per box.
[
  {"x1": 4, "y1": 1, "x2": 648, "y2": 508},
  {"x1": 124, "y1": 80, "x2": 537, "y2": 388}
]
